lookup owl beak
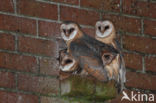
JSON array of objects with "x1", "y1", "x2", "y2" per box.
[
  {"x1": 65, "y1": 33, "x2": 70, "y2": 37},
  {"x1": 62, "y1": 29, "x2": 70, "y2": 37},
  {"x1": 98, "y1": 26, "x2": 105, "y2": 34},
  {"x1": 101, "y1": 30, "x2": 105, "y2": 34},
  {"x1": 65, "y1": 31, "x2": 70, "y2": 37}
]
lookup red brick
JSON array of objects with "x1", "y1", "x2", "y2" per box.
[
  {"x1": 0, "y1": 71, "x2": 16, "y2": 88},
  {"x1": 40, "y1": 58, "x2": 59, "y2": 76},
  {"x1": 0, "y1": 52, "x2": 38, "y2": 73},
  {"x1": 124, "y1": 53, "x2": 142, "y2": 70},
  {"x1": 0, "y1": 33, "x2": 15, "y2": 50},
  {"x1": 123, "y1": 0, "x2": 156, "y2": 18},
  {"x1": 126, "y1": 71, "x2": 156, "y2": 90},
  {"x1": 145, "y1": 56, "x2": 156, "y2": 73},
  {"x1": 81, "y1": 0, "x2": 120, "y2": 12},
  {"x1": 123, "y1": 35, "x2": 156, "y2": 54},
  {"x1": 39, "y1": 21, "x2": 61, "y2": 37},
  {"x1": 17, "y1": 0, "x2": 58, "y2": 20},
  {"x1": 0, "y1": 91, "x2": 38, "y2": 103},
  {"x1": 41, "y1": 97, "x2": 69, "y2": 103},
  {"x1": 82, "y1": 27, "x2": 95, "y2": 37},
  {"x1": 19, "y1": 36, "x2": 57, "y2": 57},
  {"x1": 18, "y1": 74, "x2": 59, "y2": 95},
  {"x1": 0, "y1": 14, "x2": 36, "y2": 35},
  {"x1": 103, "y1": 14, "x2": 141, "y2": 33},
  {"x1": 144, "y1": 20, "x2": 156, "y2": 36},
  {"x1": 48, "y1": 0, "x2": 79, "y2": 5},
  {"x1": 60, "y1": 6, "x2": 100, "y2": 26},
  {"x1": 0, "y1": 0, "x2": 14, "y2": 12}
]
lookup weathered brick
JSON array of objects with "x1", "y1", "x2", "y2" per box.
[
  {"x1": 39, "y1": 21, "x2": 61, "y2": 37},
  {"x1": 0, "y1": 33, "x2": 15, "y2": 50},
  {"x1": 124, "y1": 52, "x2": 142, "y2": 70},
  {"x1": 0, "y1": 52, "x2": 38, "y2": 73},
  {"x1": 0, "y1": 91, "x2": 38, "y2": 103},
  {"x1": 0, "y1": 71, "x2": 16, "y2": 88},
  {"x1": 103, "y1": 14, "x2": 141, "y2": 33},
  {"x1": 0, "y1": 14, "x2": 36, "y2": 35},
  {"x1": 18, "y1": 74, "x2": 59, "y2": 95},
  {"x1": 18, "y1": 36, "x2": 57, "y2": 57},
  {"x1": 81, "y1": 0, "x2": 103, "y2": 9},
  {"x1": 17, "y1": 0, "x2": 58, "y2": 20},
  {"x1": 48, "y1": 0, "x2": 79, "y2": 5},
  {"x1": 81, "y1": 0, "x2": 120, "y2": 12},
  {"x1": 144, "y1": 20, "x2": 156, "y2": 36},
  {"x1": 0, "y1": 0, "x2": 14, "y2": 12},
  {"x1": 60, "y1": 6, "x2": 100, "y2": 26},
  {"x1": 82, "y1": 27, "x2": 95, "y2": 37},
  {"x1": 126, "y1": 71, "x2": 156, "y2": 90},
  {"x1": 123, "y1": 35, "x2": 156, "y2": 54},
  {"x1": 41, "y1": 97, "x2": 69, "y2": 103},
  {"x1": 123, "y1": 0, "x2": 156, "y2": 18},
  {"x1": 145, "y1": 56, "x2": 156, "y2": 73},
  {"x1": 40, "y1": 58, "x2": 59, "y2": 76}
]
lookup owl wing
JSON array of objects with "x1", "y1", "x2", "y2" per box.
[
  {"x1": 82, "y1": 34, "x2": 119, "y2": 54},
  {"x1": 82, "y1": 34, "x2": 119, "y2": 66},
  {"x1": 114, "y1": 39, "x2": 126, "y2": 90},
  {"x1": 114, "y1": 39, "x2": 123, "y2": 55},
  {"x1": 115, "y1": 39, "x2": 121, "y2": 50},
  {"x1": 70, "y1": 39, "x2": 99, "y2": 59},
  {"x1": 70, "y1": 40, "x2": 109, "y2": 81}
]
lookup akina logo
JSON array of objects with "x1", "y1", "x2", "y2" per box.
[{"x1": 121, "y1": 91, "x2": 154, "y2": 102}]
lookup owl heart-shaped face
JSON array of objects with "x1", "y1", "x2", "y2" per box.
[
  {"x1": 60, "y1": 57, "x2": 77, "y2": 72},
  {"x1": 62, "y1": 28, "x2": 75, "y2": 37},
  {"x1": 60, "y1": 23, "x2": 78, "y2": 41},
  {"x1": 102, "y1": 53, "x2": 116, "y2": 65},
  {"x1": 95, "y1": 20, "x2": 114, "y2": 38},
  {"x1": 59, "y1": 49, "x2": 77, "y2": 72}
]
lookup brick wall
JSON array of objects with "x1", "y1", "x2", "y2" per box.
[{"x1": 0, "y1": 0, "x2": 156, "y2": 103}]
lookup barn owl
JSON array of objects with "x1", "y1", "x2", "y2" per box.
[
  {"x1": 60, "y1": 21, "x2": 119, "y2": 82},
  {"x1": 95, "y1": 20, "x2": 126, "y2": 91}
]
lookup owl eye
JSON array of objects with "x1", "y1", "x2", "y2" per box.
[
  {"x1": 102, "y1": 53, "x2": 114, "y2": 65},
  {"x1": 98, "y1": 26, "x2": 101, "y2": 31},
  {"x1": 104, "y1": 26, "x2": 109, "y2": 30},
  {"x1": 65, "y1": 59, "x2": 73, "y2": 64},
  {"x1": 63, "y1": 29, "x2": 66, "y2": 33},
  {"x1": 69, "y1": 28, "x2": 75, "y2": 34},
  {"x1": 104, "y1": 54, "x2": 110, "y2": 60}
]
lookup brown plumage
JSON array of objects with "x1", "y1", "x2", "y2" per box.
[
  {"x1": 95, "y1": 20, "x2": 126, "y2": 91},
  {"x1": 58, "y1": 49, "x2": 79, "y2": 72},
  {"x1": 60, "y1": 21, "x2": 119, "y2": 82}
]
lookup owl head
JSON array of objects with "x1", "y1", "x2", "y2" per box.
[
  {"x1": 59, "y1": 49, "x2": 78, "y2": 72},
  {"x1": 60, "y1": 21, "x2": 81, "y2": 41},
  {"x1": 95, "y1": 20, "x2": 115, "y2": 38}
]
